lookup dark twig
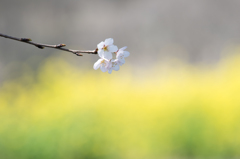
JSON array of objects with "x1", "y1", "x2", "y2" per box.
[{"x1": 0, "y1": 33, "x2": 98, "y2": 56}]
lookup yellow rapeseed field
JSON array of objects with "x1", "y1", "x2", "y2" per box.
[{"x1": 0, "y1": 50, "x2": 240, "y2": 159}]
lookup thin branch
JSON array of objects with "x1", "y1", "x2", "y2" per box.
[{"x1": 0, "y1": 33, "x2": 98, "y2": 56}]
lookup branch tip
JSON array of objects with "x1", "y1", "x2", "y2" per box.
[{"x1": 94, "y1": 48, "x2": 98, "y2": 54}]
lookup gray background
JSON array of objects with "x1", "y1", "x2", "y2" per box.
[{"x1": 1, "y1": 0, "x2": 240, "y2": 82}]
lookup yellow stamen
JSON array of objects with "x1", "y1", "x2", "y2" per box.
[{"x1": 103, "y1": 45, "x2": 108, "y2": 51}]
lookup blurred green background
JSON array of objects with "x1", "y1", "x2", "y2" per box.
[{"x1": 1, "y1": 0, "x2": 240, "y2": 159}]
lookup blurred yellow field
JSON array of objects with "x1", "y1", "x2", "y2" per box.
[{"x1": 1, "y1": 53, "x2": 240, "y2": 159}]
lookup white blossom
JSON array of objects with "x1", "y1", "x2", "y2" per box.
[
  {"x1": 108, "y1": 59, "x2": 120, "y2": 74},
  {"x1": 97, "y1": 38, "x2": 118, "y2": 60},
  {"x1": 93, "y1": 58, "x2": 112, "y2": 72},
  {"x1": 116, "y1": 46, "x2": 130, "y2": 66},
  {"x1": 94, "y1": 38, "x2": 130, "y2": 74}
]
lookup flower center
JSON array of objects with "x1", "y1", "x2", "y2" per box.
[
  {"x1": 103, "y1": 45, "x2": 108, "y2": 51},
  {"x1": 100, "y1": 60, "x2": 105, "y2": 64}
]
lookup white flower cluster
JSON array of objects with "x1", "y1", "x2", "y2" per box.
[{"x1": 93, "y1": 38, "x2": 130, "y2": 74}]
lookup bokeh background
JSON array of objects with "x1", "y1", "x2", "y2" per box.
[{"x1": 1, "y1": 0, "x2": 240, "y2": 158}]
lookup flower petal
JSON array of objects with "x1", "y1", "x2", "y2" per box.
[
  {"x1": 116, "y1": 53, "x2": 120, "y2": 59},
  {"x1": 116, "y1": 53, "x2": 124, "y2": 59},
  {"x1": 98, "y1": 50, "x2": 104, "y2": 58},
  {"x1": 123, "y1": 51, "x2": 130, "y2": 57},
  {"x1": 97, "y1": 41, "x2": 104, "y2": 49},
  {"x1": 114, "y1": 58, "x2": 123, "y2": 66},
  {"x1": 120, "y1": 46, "x2": 127, "y2": 51},
  {"x1": 108, "y1": 68, "x2": 113, "y2": 74},
  {"x1": 113, "y1": 64, "x2": 120, "y2": 71},
  {"x1": 119, "y1": 58, "x2": 125, "y2": 65},
  {"x1": 93, "y1": 59, "x2": 102, "y2": 70},
  {"x1": 106, "y1": 60, "x2": 112, "y2": 69},
  {"x1": 108, "y1": 45, "x2": 118, "y2": 52},
  {"x1": 104, "y1": 52, "x2": 113, "y2": 60},
  {"x1": 100, "y1": 65, "x2": 107, "y2": 72},
  {"x1": 104, "y1": 38, "x2": 113, "y2": 45}
]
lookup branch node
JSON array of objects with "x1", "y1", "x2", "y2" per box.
[
  {"x1": 21, "y1": 38, "x2": 32, "y2": 42},
  {"x1": 75, "y1": 53, "x2": 83, "y2": 56},
  {"x1": 35, "y1": 45, "x2": 44, "y2": 49},
  {"x1": 56, "y1": 44, "x2": 66, "y2": 48}
]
